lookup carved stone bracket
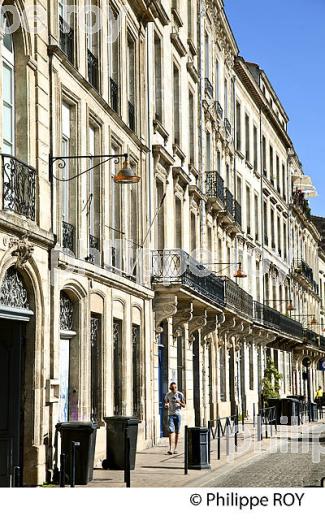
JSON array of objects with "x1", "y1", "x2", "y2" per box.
[
  {"x1": 172, "y1": 302, "x2": 193, "y2": 338},
  {"x1": 153, "y1": 294, "x2": 177, "y2": 333},
  {"x1": 9, "y1": 233, "x2": 34, "y2": 269},
  {"x1": 188, "y1": 311, "x2": 208, "y2": 342},
  {"x1": 202, "y1": 316, "x2": 217, "y2": 340}
]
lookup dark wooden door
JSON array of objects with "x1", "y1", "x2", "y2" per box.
[{"x1": 0, "y1": 320, "x2": 24, "y2": 487}]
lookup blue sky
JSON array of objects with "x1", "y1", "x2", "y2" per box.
[{"x1": 224, "y1": 0, "x2": 325, "y2": 216}]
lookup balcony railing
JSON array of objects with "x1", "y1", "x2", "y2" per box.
[
  {"x1": 224, "y1": 118, "x2": 232, "y2": 135},
  {"x1": 292, "y1": 189, "x2": 311, "y2": 218},
  {"x1": 152, "y1": 249, "x2": 224, "y2": 307},
  {"x1": 293, "y1": 259, "x2": 314, "y2": 285},
  {"x1": 205, "y1": 171, "x2": 224, "y2": 203},
  {"x1": 62, "y1": 221, "x2": 75, "y2": 254},
  {"x1": 320, "y1": 335, "x2": 325, "y2": 351},
  {"x1": 110, "y1": 78, "x2": 119, "y2": 112},
  {"x1": 253, "y1": 301, "x2": 303, "y2": 339},
  {"x1": 224, "y1": 277, "x2": 253, "y2": 319},
  {"x1": 128, "y1": 101, "x2": 136, "y2": 132},
  {"x1": 59, "y1": 16, "x2": 74, "y2": 63},
  {"x1": 88, "y1": 49, "x2": 98, "y2": 90},
  {"x1": 2, "y1": 154, "x2": 36, "y2": 221},
  {"x1": 205, "y1": 77, "x2": 213, "y2": 98},
  {"x1": 216, "y1": 101, "x2": 223, "y2": 120},
  {"x1": 303, "y1": 329, "x2": 319, "y2": 347},
  {"x1": 234, "y1": 200, "x2": 242, "y2": 227},
  {"x1": 225, "y1": 188, "x2": 234, "y2": 216}
]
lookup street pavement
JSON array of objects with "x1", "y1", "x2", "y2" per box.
[{"x1": 86, "y1": 420, "x2": 325, "y2": 488}]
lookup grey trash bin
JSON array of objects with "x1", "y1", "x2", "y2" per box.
[
  {"x1": 102, "y1": 416, "x2": 141, "y2": 470},
  {"x1": 187, "y1": 427, "x2": 210, "y2": 470}
]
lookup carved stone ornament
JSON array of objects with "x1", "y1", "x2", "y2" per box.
[
  {"x1": 189, "y1": 311, "x2": 208, "y2": 341},
  {"x1": 172, "y1": 303, "x2": 193, "y2": 337},
  {"x1": 9, "y1": 234, "x2": 34, "y2": 269},
  {"x1": 153, "y1": 294, "x2": 178, "y2": 333}
]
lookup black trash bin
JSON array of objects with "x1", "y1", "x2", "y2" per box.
[
  {"x1": 102, "y1": 416, "x2": 141, "y2": 470},
  {"x1": 281, "y1": 398, "x2": 300, "y2": 425},
  {"x1": 309, "y1": 402, "x2": 318, "y2": 422},
  {"x1": 187, "y1": 427, "x2": 210, "y2": 470},
  {"x1": 56, "y1": 422, "x2": 97, "y2": 485}
]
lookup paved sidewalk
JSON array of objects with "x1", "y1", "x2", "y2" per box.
[{"x1": 86, "y1": 419, "x2": 325, "y2": 488}]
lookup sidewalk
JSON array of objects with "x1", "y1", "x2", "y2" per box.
[{"x1": 86, "y1": 419, "x2": 325, "y2": 488}]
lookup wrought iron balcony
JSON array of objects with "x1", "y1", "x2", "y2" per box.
[
  {"x1": 303, "y1": 328, "x2": 319, "y2": 348},
  {"x1": 224, "y1": 118, "x2": 232, "y2": 135},
  {"x1": 88, "y1": 49, "x2": 98, "y2": 90},
  {"x1": 224, "y1": 277, "x2": 253, "y2": 319},
  {"x1": 59, "y1": 16, "x2": 74, "y2": 63},
  {"x1": 152, "y1": 249, "x2": 224, "y2": 307},
  {"x1": 293, "y1": 259, "x2": 314, "y2": 285},
  {"x1": 2, "y1": 154, "x2": 36, "y2": 221},
  {"x1": 216, "y1": 101, "x2": 223, "y2": 120},
  {"x1": 292, "y1": 189, "x2": 311, "y2": 217},
  {"x1": 128, "y1": 101, "x2": 136, "y2": 132},
  {"x1": 88, "y1": 234, "x2": 100, "y2": 264},
  {"x1": 234, "y1": 200, "x2": 242, "y2": 227},
  {"x1": 253, "y1": 301, "x2": 303, "y2": 339},
  {"x1": 110, "y1": 78, "x2": 119, "y2": 113},
  {"x1": 205, "y1": 171, "x2": 224, "y2": 203},
  {"x1": 205, "y1": 77, "x2": 213, "y2": 98},
  {"x1": 225, "y1": 188, "x2": 234, "y2": 216},
  {"x1": 62, "y1": 221, "x2": 75, "y2": 254},
  {"x1": 320, "y1": 335, "x2": 325, "y2": 351}
]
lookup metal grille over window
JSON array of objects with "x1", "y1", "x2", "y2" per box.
[
  {"x1": 132, "y1": 324, "x2": 141, "y2": 418},
  {"x1": 0, "y1": 267, "x2": 29, "y2": 309},
  {"x1": 60, "y1": 292, "x2": 74, "y2": 331},
  {"x1": 2, "y1": 155, "x2": 36, "y2": 221},
  {"x1": 113, "y1": 319, "x2": 122, "y2": 415},
  {"x1": 91, "y1": 315, "x2": 101, "y2": 423}
]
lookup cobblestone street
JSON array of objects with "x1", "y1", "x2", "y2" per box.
[{"x1": 199, "y1": 425, "x2": 325, "y2": 488}]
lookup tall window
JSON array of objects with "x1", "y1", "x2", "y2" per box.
[
  {"x1": 155, "y1": 180, "x2": 165, "y2": 250},
  {"x1": 113, "y1": 319, "x2": 123, "y2": 415},
  {"x1": 236, "y1": 101, "x2": 241, "y2": 150},
  {"x1": 246, "y1": 185, "x2": 251, "y2": 235},
  {"x1": 154, "y1": 34, "x2": 162, "y2": 121},
  {"x1": 269, "y1": 145, "x2": 274, "y2": 184},
  {"x1": 173, "y1": 64, "x2": 180, "y2": 145},
  {"x1": 88, "y1": 125, "x2": 101, "y2": 263},
  {"x1": 217, "y1": 151, "x2": 221, "y2": 176},
  {"x1": 276, "y1": 155, "x2": 280, "y2": 191},
  {"x1": 111, "y1": 143, "x2": 122, "y2": 270},
  {"x1": 132, "y1": 324, "x2": 141, "y2": 417},
  {"x1": 187, "y1": 0, "x2": 193, "y2": 40},
  {"x1": 254, "y1": 193, "x2": 259, "y2": 241},
  {"x1": 127, "y1": 35, "x2": 136, "y2": 131},
  {"x1": 127, "y1": 172, "x2": 140, "y2": 280},
  {"x1": 263, "y1": 200, "x2": 268, "y2": 245},
  {"x1": 205, "y1": 32, "x2": 210, "y2": 79},
  {"x1": 59, "y1": 0, "x2": 74, "y2": 63},
  {"x1": 191, "y1": 213, "x2": 196, "y2": 256},
  {"x1": 224, "y1": 79, "x2": 228, "y2": 118},
  {"x1": 61, "y1": 103, "x2": 76, "y2": 253},
  {"x1": 90, "y1": 314, "x2": 101, "y2": 422},
  {"x1": 108, "y1": 6, "x2": 120, "y2": 112},
  {"x1": 215, "y1": 59, "x2": 220, "y2": 101},
  {"x1": 86, "y1": 1, "x2": 99, "y2": 89},
  {"x1": 2, "y1": 15, "x2": 15, "y2": 154},
  {"x1": 249, "y1": 346, "x2": 254, "y2": 390},
  {"x1": 175, "y1": 196, "x2": 182, "y2": 249},
  {"x1": 206, "y1": 131, "x2": 211, "y2": 171},
  {"x1": 253, "y1": 125, "x2": 258, "y2": 171},
  {"x1": 219, "y1": 347, "x2": 226, "y2": 401},
  {"x1": 282, "y1": 163, "x2": 286, "y2": 200},
  {"x1": 189, "y1": 90, "x2": 195, "y2": 164},
  {"x1": 245, "y1": 114, "x2": 250, "y2": 161},
  {"x1": 262, "y1": 135, "x2": 266, "y2": 174}
]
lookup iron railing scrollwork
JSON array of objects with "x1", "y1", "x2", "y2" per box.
[
  {"x1": 59, "y1": 15, "x2": 74, "y2": 63},
  {"x1": 62, "y1": 221, "x2": 75, "y2": 254},
  {"x1": 2, "y1": 154, "x2": 36, "y2": 221},
  {"x1": 110, "y1": 78, "x2": 119, "y2": 112},
  {"x1": 224, "y1": 188, "x2": 234, "y2": 216},
  {"x1": 233, "y1": 200, "x2": 242, "y2": 227},
  {"x1": 205, "y1": 171, "x2": 224, "y2": 203},
  {"x1": 293, "y1": 258, "x2": 314, "y2": 285},
  {"x1": 0, "y1": 267, "x2": 30, "y2": 309},
  {"x1": 253, "y1": 301, "x2": 303, "y2": 339},
  {"x1": 60, "y1": 292, "x2": 74, "y2": 331},
  {"x1": 87, "y1": 49, "x2": 98, "y2": 90},
  {"x1": 224, "y1": 277, "x2": 253, "y2": 319}
]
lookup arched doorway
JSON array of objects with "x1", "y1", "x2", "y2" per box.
[{"x1": 0, "y1": 267, "x2": 34, "y2": 487}]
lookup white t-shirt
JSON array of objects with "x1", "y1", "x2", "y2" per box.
[{"x1": 165, "y1": 391, "x2": 184, "y2": 415}]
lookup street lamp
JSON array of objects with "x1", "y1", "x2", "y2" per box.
[
  {"x1": 49, "y1": 153, "x2": 141, "y2": 184},
  {"x1": 264, "y1": 299, "x2": 296, "y2": 312},
  {"x1": 201, "y1": 262, "x2": 247, "y2": 279}
]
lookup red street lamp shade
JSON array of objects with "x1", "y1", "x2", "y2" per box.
[
  {"x1": 287, "y1": 301, "x2": 295, "y2": 312},
  {"x1": 234, "y1": 263, "x2": 247, "y2": 279},
  {"x1": 114, "y1": 158, "x2": 141, "y2": 184}
]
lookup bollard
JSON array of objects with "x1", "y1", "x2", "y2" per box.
[
  {"x1": 226, "y1": 424, "x2": 230, "y2": 457},
  {"x1": 184, "y1": 425, "x2": 188, "y2": 475},
  {"x1": 253, "y1": 403, "x2": 256, "y2": 428},
  {"x1": 207, "y1": 421, "x2": 211, "y2": 464},
  {"x1": 124, "y1": 428, "x2": 131, "y2": 488},
  {"x1": 257, "y1": 414, "x2": 262, "y2": 441},
  {"x1": 70, "y1": 441, "x2": 80, "y2": 488},
  {"x1": 235, "y1": 415, "x2": 238, "y2": 450},
  {"x1": 60, "y1": 453, "x2": 66, "y2": 488},
  {"x1": 217, "y1": 421, "x2": 221, "y2": 460},
  {"x1": 13, "y1": 466, "x2": 21, "y2": 488}
]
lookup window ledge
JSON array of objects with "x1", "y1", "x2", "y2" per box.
[
  {"x1": 186, "y1": 59, "x2": 199, "y2": 84},
  {"x1": 153, "y1": 119, "x2": 169, "y2": 146},
  {"x1": 236, "y1": 150, "x2": 245, "y2": 160},
  {"x1": 245, "y1": 159, "x2": 253, "y2": 170},
  {"x1": 187, "y1": 38, "x2": 197, "y2": 56},
  {"x1": 173, "y1": 143, "x2": 186, "y2": 165},
  {"x1": 170, "y1": 31, "x2": 187, "y2": 57},
  {"x1": 171, "y1": 7, "x2": 184, "y2": 28}
]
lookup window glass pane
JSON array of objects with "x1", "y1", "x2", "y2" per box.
[
  {"x1": 3, "y1": 104, "x2": 13, "y2": 143},
  {"x1": 3, "y1": 64, "x2": 13, "y2": 103}
]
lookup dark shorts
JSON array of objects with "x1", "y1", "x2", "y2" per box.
[{"x1": 168, "y1": 414, "x2": 181, "y2": 434}]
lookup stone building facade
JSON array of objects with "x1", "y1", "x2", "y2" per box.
[{"x1": 0, "y1": 0, "x2": 325, "y2": 487}]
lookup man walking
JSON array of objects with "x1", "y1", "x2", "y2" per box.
[{"x1": 164, "y1": 382, "x2": 185, "y2": 455}]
